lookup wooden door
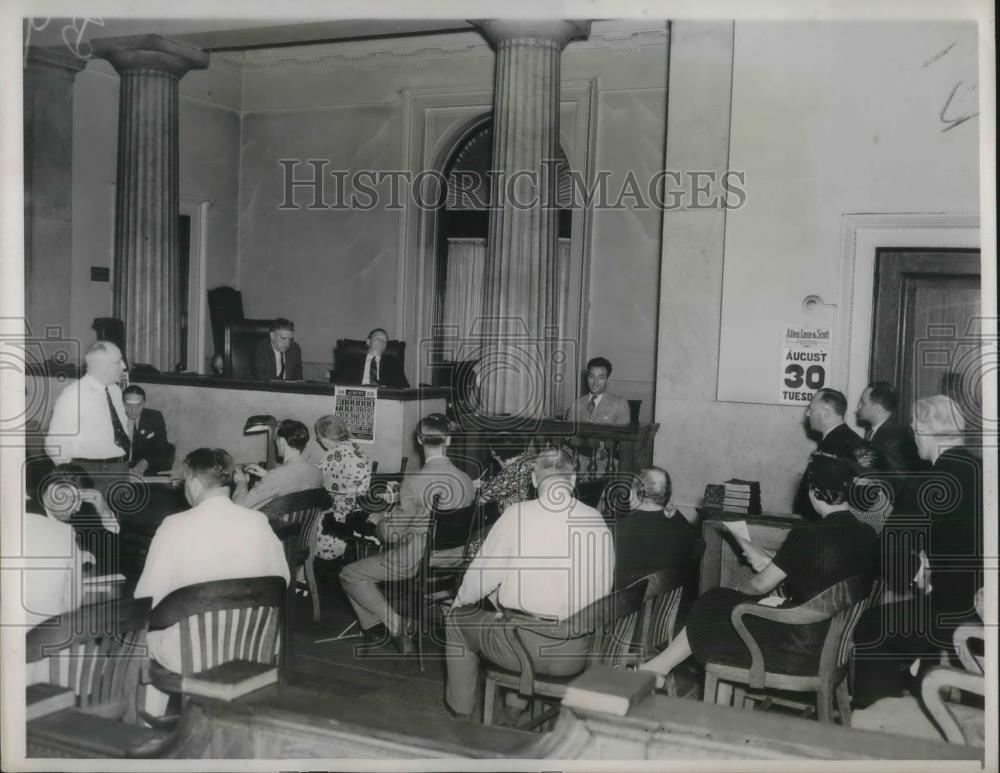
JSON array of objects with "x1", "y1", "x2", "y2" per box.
[{"x1": 871, "y1": 248, "x2": 982, "y2": 439}]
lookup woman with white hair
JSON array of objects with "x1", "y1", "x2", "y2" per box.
[
  {"x1": 313, "y1": 414, "x2": 372, "y2": 560},
  {"x1": 910, "y1": 394, "x2": 983, "y2": 633},
  {"x1": 853, "y1": 394, "x2": 983, "y2": 708}
]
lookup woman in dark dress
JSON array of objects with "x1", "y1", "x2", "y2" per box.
[
  {"x1": 641, "y1": 456, "x2": 879, "y2": 681},
  {"x1": 852, "y1": 394, "x2": 983, "y2": 707}
]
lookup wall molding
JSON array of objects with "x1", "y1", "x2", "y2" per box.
[
  {"x1": 837, "y1": 212, "x2": 980, "y2": 430},
  {"x1": 215, "y1": 24, "x2": 669, "y2": 75}
]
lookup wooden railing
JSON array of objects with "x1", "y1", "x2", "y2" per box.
[{"x1": 451, "y1": 416, "x2": 659, "y2": 477}]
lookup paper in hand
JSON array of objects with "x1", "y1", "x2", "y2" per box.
[
  {"x1": 740, "y1": 539, "x2": 775, "y2": 571},
  {"x1": 722, "y1": 520, "x2": 751, "y2": 543}
]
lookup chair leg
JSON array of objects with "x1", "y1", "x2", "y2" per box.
[
  {"x1": 483, "y1": 677, "x2": 497, "y2": 726},
  {"x1": 304, "y1": 555, "x2": 321, "y2": 622},
  {"x1": 733, "y1": 686, "x2": 747, "y2": 711},
  {"x1": 703, "y1": 672, "x2": 719, "y2": 704},
  {"x1": 816, "y1": 681, "x2": 834, "y2": 723},
  {"x1": 716, "y1": 681, "x2": 734, "y2": 707},
  {"x1": 835, "y1": 678, "x2": 852, "y2": 726}
]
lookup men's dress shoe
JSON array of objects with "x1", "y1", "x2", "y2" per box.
[
  {"x1": 393, "y1": 619, "x2": 418, "y2": 655},
  {"x1": 393, "y1": 632, "x2": 416, "y2": 656},
  {"x1": 362, "y1": 623, "x2": 391, "y2": 647}
]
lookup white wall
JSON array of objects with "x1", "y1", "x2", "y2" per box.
[{"x1": 656, "y1": 21, "x2": 981, "y2": 511}]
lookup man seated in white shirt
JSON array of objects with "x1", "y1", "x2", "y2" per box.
[
  {"x1": 443, "y1": 447, "x2": 615, "y2": 719},
  {"x1": 232, "y1": 419, "x2": 323, "y2": 510},
  {"x1": 133, "y1": 448, "x2": 290, "y2": 714}
]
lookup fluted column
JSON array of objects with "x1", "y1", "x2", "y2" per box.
[
  {"x1": 91, "y1": 35, "x2": 208, "y2": 370},
  {"x1": 472, "y1": 20, "x2": 588, "y2": 421},
  {"x1": 23, "y1": 47, "x2": 86, "y2": 338}
]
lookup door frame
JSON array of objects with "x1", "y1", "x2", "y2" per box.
[
  {"x1": 870, "y1": 248, "x2": 981, "y2": 419},
  {"x1": 179, "y1": 194, "x2": 209, "y2": 374},
  {"x1": 837, "y1": 213, "x2": 980, "y2": 434}
]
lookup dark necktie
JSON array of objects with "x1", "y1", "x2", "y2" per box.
[
  {"x1": 587, "y1": 395, "x2": 597, "y2": 416},
  {"x1": 864, "y1": 427, "x2": 873, "y2": 441},
  {"x1": 369, "y1": 356, "x2": 379, "y2": 385},
  {"x1": 278, "y1": 351, "x2": 286, "y2": 380},
  {"x1": 106, "y1": 387, "x2": 131, "y2": 458}
]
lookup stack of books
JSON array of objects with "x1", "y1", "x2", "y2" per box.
[
  {"x1": 701, "y1": 484, "x2": 726, "y2": 513},
  {"x1": 723, "y1": 479, "x2": 762, "y2": 515}
]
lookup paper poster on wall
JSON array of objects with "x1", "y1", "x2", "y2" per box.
[
  {"x1": 333, "y1": 386, "x2": 377, "y2": 444},
  {"x1": 780, "y1": 326, "x2": 832, "y2": 406}
]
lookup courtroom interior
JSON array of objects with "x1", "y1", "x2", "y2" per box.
[{"x1": 9, "y1": 12, "x2": 992, "y2": 765}]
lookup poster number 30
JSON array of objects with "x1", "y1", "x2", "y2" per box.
[
  {"x1": 779, "y1": 326, "x2": 831, "y2": 405},
  {"x1": 784, "y1": 362, "x2": 826, "y2": 390}
]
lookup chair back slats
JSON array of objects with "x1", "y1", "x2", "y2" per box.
[
  {"x1": 816, "y1": 574, "x2": 876, "y2": 676},
  {"x1": 150, "y1": 577, "x2": 285, "y2": 677},
  {"x1": 835, "y1": 577, "x2": 885, "y2": 671},
  {"x1": 259, "y1": 488, "x2": 330, "y2": 555},
  {"x1": 643, "y1": 585, "x2": 686, "y2": 655},
  {"x1": 26, "y1": 598, "x2": 151, "y2": 721}
]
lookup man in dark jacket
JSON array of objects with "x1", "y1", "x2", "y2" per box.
[
  {"x1": 794, "y1": 388, "x2": 881, "y2": 517},
  {"x1": 856, "y1": 380, "x2": 926, "y2": 514},
  {"x1": 250, "y1": 317, "x2": 303, "y2": 381},
  {"x1": 122, "y1": 385, "x2": 172, "y2": 474}
]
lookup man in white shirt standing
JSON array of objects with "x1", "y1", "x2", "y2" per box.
[
  {"x1": 45, "y1": 341, "x2": 130, "y2": 493},
  {"x1": 443, "y1": 447, "x2": 614, "y2": 719}
]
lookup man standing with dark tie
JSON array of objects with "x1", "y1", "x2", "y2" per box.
[
  {"x1": 45, "y1": 340, "x2": 131, "y2": 492},
  {"x1": 250, "y1": 317, "x2": 303, "y2": 381}
]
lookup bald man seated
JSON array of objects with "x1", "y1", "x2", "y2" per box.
[{"x1": 612, "y1": 466, "x2": 698, "y2": 590}]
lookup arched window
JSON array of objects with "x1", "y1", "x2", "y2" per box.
[{"x1": 432, "y1": 118, "x2": 576, "y2": 416}]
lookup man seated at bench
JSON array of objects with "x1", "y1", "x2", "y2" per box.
[
  {"x1": 134, "y1": 448, "x2": 290, "y2": 714},
  {"x1": 231, "y1": 419, "x2": 322, "y2": 510}
]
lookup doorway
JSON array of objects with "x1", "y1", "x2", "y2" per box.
[{"x1": 870, "y1": 248, "x2": 982, "y2": 439}]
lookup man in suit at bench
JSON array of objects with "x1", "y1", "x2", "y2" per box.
[
  {"x1": 122, "y1": 385, "x2": 172, "y2": 475},
  {"x1": 335, "y1": 327, "x2": 410, "y2": 389},
  {"x1": 250, "y1": 317, "x2": 303, "y2": 381}
]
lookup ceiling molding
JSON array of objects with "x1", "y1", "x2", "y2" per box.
[{"x1": 214, "y1": 24, "x2": 669, "y2": 74}]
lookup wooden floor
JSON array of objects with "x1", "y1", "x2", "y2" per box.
[
  {"x1": 286, "y1": 567, "x2": 455, "y2": 722},
  {"x1": 288, "y1": 564, "x2": 702, "y2": 724}
]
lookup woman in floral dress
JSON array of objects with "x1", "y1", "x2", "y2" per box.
[{"x1": 313, "y1": 414, "x2": 372, "y2": 560}]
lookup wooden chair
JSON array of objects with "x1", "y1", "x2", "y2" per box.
[
  {"x1": 260, "y1": 488, "x2": 330, "y2": 622},
  {"x1": 139, "y1": 576, "x2": 285, "y2": 727},
  {"x1": 223, "y1": 318, "x2": 272, "y2": 378},
  {"x1": 382, "y1": 494, "x2": 480, "y2": 669},
  {"x1": 482, "y1": 580, "x2": 648, "y2": 730},
  {"x1": 703, "y1": 573, "x2": 872, "y2": 725},
  {"x1": 26, "y1": 598, "x2": 169, "y2": 757},
  {"x1": 635, "y1": 567, "x2": 690, "y2": 659}
]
